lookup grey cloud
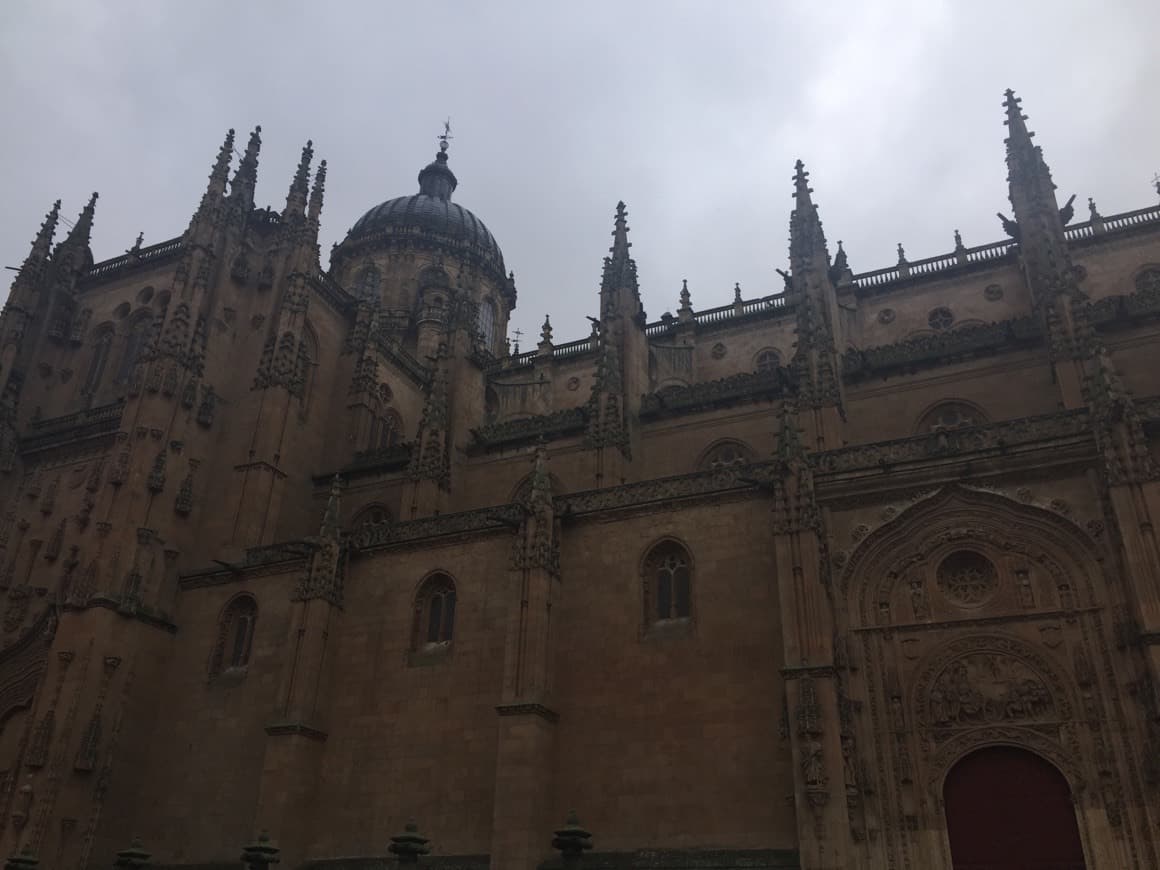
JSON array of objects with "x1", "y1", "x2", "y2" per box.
[{"x1": 2, "y1": 0, "x2": 1157, "y2": 346}]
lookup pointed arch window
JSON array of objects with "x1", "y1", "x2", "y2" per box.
[
  {"x1": 114, "y1": 315, "x2": 151, "y2": 385},
  {"x1": 643, "y1": 540, "x2": 692, "y2": 627},
  {"x1": 209, "y1": 594, "x2": 257, "y2": 676},
  {"x1": 478, "y1": 299, "x2": 498, "y2": 353},
  {"x1": 371, "y1": 410, "x2": 404, "y2": 450},
  {"x1": 411, "y1": 573, "x2": 456, "y2": 654},
  {"x1": 355, "y1": 264, "x2": 382, "y2": 301},
  {"x1": 83, "y1": 328, "x2": 115, "y2": 395}
]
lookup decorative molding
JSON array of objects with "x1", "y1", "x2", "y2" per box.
[
  {"x1": 815, "y1": 409, "x2": 1090, "y2": 475},
  {"x1": 842, "y1": 315, "x2": 1042, "y2": 380},
  {"x1": 264, "y1": 721, "x2": 328, "y2": 742},
  {"x1": 495, "y1": 702, "x2": 559, "y2": 723},
  {"x1": 471, "y1": 407, "x2": 587, "y2": 450},
  {"x1": 640, "y1": 368, "x2": 793, "y2": 420}
]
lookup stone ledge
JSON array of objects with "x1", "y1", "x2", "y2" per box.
[
  {"x1": 496, "y1": 702, "x2": 559, "y2": 723},
  {"x1": 264, "y1": 721, "x2": 329, "y2": 741}
]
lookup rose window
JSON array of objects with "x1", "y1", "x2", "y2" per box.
[{"x1": 937, "y1": 550, "x2": 998, "y2": 606}]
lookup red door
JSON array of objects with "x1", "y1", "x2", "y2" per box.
[{"x1": 944, "y1": 746, "x2": 1085, "y2": 870}]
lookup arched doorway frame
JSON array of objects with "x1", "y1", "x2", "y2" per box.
[{"x1": 832, "y1": 484, "x2": 1139, "y2": 869}]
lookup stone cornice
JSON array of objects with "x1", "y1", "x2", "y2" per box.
[
  {"x1": 813, "y1": 408, "x2": 1091, "y2": 476},
  {"x1": 470, "y1": 407, "x2": 587, "y2": 451},
  {"x1": 640, "y1": 368, "x2": 794, "y2": 420},
  {"x1": 842, "y1": 315, "x2": 1043, "y2": 381}
]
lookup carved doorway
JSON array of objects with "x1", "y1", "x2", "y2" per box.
[{"x1": 944, "y1": 746, "x2": 1084, "y2": 870}]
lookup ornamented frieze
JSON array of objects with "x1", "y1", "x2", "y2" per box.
[
  {"x1": 842, "y1": 315, "x2": 1042, "y2": 380},
  {"x1": 639, "y1": 368, "x2": 793, "y2": 419}
]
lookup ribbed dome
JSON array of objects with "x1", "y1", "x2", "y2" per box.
[{"x1": 339, "y1": 149, "x2": 505, "y2": 278}]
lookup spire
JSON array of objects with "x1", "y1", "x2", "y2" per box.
[
  {"x1": 308, "y1": 159, "x2": 327, "y2": 223},
  {"x1": 283, "y1": 140, "x2": 313, "y2": 220},
  {"x1": 788, "y1": 160, "x2": 830, "y2": 275},
  {"x1": 58, "y1": 192, "x2": 98, "y2": 252},
  {"x1": 230, "y1": 126, "x2": 262, "y2": 201},
  {"x1": 598, "y1": 201, "x2": 641, "y2": 320},
  {"x1": 208, "y1": 128, "x2": 235, "y2": 195},
  {"x1": 678, "y1": 278, "x2": 692, "y2": 318},
  {"x1": 14, "y1": 199, "x2": 61, "y2": 283}
]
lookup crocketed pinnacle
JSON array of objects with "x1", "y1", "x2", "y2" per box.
[
  {"x1": 308, "y1": 159, "x2": 327, "y2": 223},
  {"x1": 22, "y1": 199, "x2": 61, "y2": 270},
  {"x1": 600, "y1": 200, "x2": 639, "y2": 295},
  {"x1": 788, "y1": 160, "x2": 829, "y2": 272},
  {"x1": 57, "y1": 192, "x2": 98, "y2": 252},
  {"x1": 283, "y1": 140, "x2": 314, "y2": 219},
  {"x1": 231, "y1": 125, "x2": 262, "y2": 197},
  {"x1": 209, "y1": 128, "x2": 235, "y2": 192}
]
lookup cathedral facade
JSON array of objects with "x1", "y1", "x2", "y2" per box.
[{"x1": 0, "y1": 91, "x2": 1158, "y2": 870}]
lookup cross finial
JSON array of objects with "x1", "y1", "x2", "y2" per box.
[{"x1": 439, "y1": 118, "x2": 453, "y2": 154}]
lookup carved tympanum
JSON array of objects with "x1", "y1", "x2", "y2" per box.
[{"x1": 928, "y1": 653, "x2": 1053, "y2": 732}]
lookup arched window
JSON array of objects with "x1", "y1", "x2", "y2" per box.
[
  {"x1": 114, "y1": 315, "x2": 151, "y2": 385},
  {"x1": 412, "y1": 573, "x2": 456, "y2": 650},
  {"x1": 209, "y1": 594, "x2": 257, "y2": 676},
  {"x1": 375, "y1": 410, "x2": 403, "y2": 450},
  {"x1": 354, "y1": 264, "x2": 381, "y2": 301},
  {"x1": 297, "y1": 324, "x2": 319, "y2": 417},
  {"x1": 352, "y1": 504, "x2": 390, "y2": 530},
  {"x1": 478, "y1": 299, "x2": 498, "y2": 352},
  {"x1": 1134, "y1": 267, "x2": 1160, "y2": 296},
  {"x1": 754, "y1": 348, "x2": 781, "y2": 373},
  {"x1": 916, "y1": 401, "x2": 987, "y2": 434},
  {"x1": 83, "y1": 328, "x2": 115, "y2": 395},
  {"x1": 642, "y1": 540, "x2": 692, "y2": 626},
  {"x1": 698, "y1": 440, "x2": 754, "y2": 472}
]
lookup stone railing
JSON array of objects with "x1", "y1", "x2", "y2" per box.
[
  {"x1": 852, "y1": 203, "x2": 1160, "y2": 291},
  {"x1": 20, "y1": 400, "x2": 126, "y2": 455},
  {"x1": 84, "y1": 237, "x2": 185, "y2": 283},
  {"x1": 644, "y1": 293, "x2": 791, "y2": 337}
]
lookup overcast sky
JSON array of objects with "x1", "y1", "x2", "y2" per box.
[{"x1": 2, "y1": 1, "x2": 1158, "y2": 346}]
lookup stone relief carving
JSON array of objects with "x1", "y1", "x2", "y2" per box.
[{"x1": 927, "y1": 653, "x2": 1053, "y2": 731}]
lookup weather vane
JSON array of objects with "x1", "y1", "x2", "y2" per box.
[{"x1": 439, "y1": 118, "x2": 453, "y2": 154}]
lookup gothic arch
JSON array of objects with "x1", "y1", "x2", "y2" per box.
[
  {"x1": 639, "y1": 536, "x2": 695, "y2": 627},
  {"x1": 839, "y1": 486, "x2": 1103, "y2": 626},
  {"x1": 509, "y1": 471, "x2": 565, "y2": 504},
  {"x1": 913, "y1": 398, "x2": 989, "y2": 434},
  {"x1": 1132, "y1": 263, "x2": 1160, "y2": 295},
  {"x1": 695, "y1": 438, "x2": 756, "y2": 472}
]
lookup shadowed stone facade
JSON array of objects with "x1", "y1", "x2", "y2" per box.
[{"x1": 0, "y1": 92, "x2": 1158, "y2": 870}]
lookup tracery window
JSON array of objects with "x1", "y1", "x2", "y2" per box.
[
  {"x1": 83, "y1": 328, "x2": 114, "y2": 395},
  {"x1": 1136, "y1": 267, "x2": 1160, "y2": 296},
  {"x1": 352, "y1": 504, "x2": 390, "y2": 530},
  {"x1": 936, "y1": 551, "x2": 998, "y2": 606},
  {"x1": 209, "y1": 594, "x2": 257, "y2": 676},
  {"x1": 927, "y1": 306, "x2": 955, "y2": 331},
  {"x1": 699, "y1": 440, "x2": 754, "y2": 471},
  {"x1": 370, "y1": 410, "x2": 404, "y2": 450},
  {"x1": 114, "y1": 315, "x2": 151, "y2": 385},
  {"x1": 478, "y1": 299, "x2": 498, "y2": 353},
  {"x1": 916, "y1": 401, "x2": 987, "y2": 434},
  {"x1": 754, "y1": 348, "x2": 781, "y2": 373},
  {"x1": 642, "y1": 540, "x2": 692, "y2": 625},
  {"x1": 354, "y1": 264, "x2": 381, "y2": 301},
  {"x1": 412, "y1": 573, "x2": 456, "y2": 650}
]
